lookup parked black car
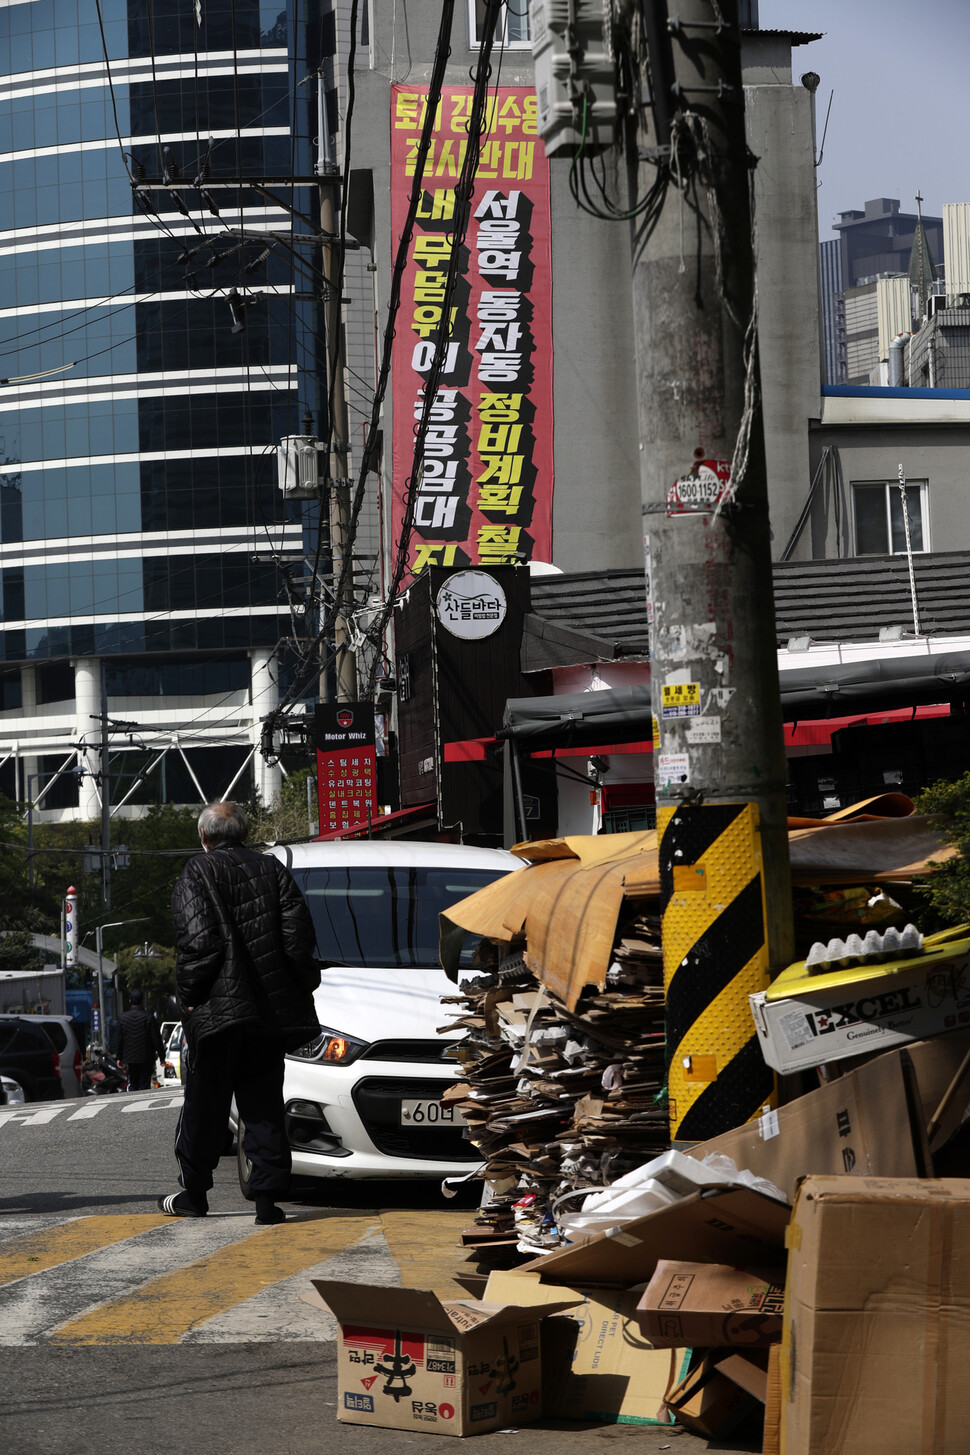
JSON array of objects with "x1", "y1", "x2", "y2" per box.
[{"x1": 0, "y1": 1017, "x2": 64, "y2": 1103}]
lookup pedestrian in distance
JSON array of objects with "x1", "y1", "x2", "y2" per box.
[
  {"x1": 160, "y1": 800, "x2": 320, "y2": 1225},
  {"x1": 117, "y1": 988, "x2": 165, "y2": 1091}
]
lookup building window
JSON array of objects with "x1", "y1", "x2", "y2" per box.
[
  {"x1": 469, "y1": 0, "x2": 532, "y2": 47},
  {"x1": 853, "y1": 480, "x2": 928, "y2": 556}
]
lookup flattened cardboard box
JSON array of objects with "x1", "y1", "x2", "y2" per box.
[
  {"x1": 637, "y1": 1260, "x2": 785, "y2": 1349},
  {"x1": 783, "y1": 1176, "x2": 970, "y2": 1455},
  {"x1": 684, "y1": 1045, "x2": 930, "y2": 1200},
  {"x1": 521, "y1": 1184, "x2": 790, "y2": 1287},
  {"x1": 309, "y1": 1280, "x2": 578, "y2": 1436},
  {"x1": 486, "y1": 1267, "x2": 683, "y2": 1426}
]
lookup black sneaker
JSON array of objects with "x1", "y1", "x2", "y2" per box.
[
  {"x1": 157, "y1": 1191, "x2": 208, "y2": 1217},
  {"x1": 254, "y1": 1196, "x2": 286, "y2": 1226}
]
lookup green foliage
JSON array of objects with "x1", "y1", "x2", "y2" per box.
[
  {"x1": 0, "y1": 927, "x2": 45, "y2": 976},
  {"x1": 247, "y1": 769, "x2": 317, "y2": 846},
  {"x1": 913, "y1": 771, "x2": 970, "y2": 927},
  {"x1": 114, "y1": 942, "x2": 177, "y2": 1013}
]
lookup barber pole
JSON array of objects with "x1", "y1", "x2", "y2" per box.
[{"x1": 65, "y1": 887, "x2": 78, "y2": 968}]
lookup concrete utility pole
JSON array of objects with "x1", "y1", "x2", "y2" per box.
[
  {"x1": 100, "y1": 661, "x2": 111, "y2": 910},
  {"x1": 635, "y1": 0, "x2": 794, "y2": 1143},
  {"x1": 317, "y1": 57, "x2": 357, "y2": 704}
]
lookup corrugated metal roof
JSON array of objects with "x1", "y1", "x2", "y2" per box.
[
  {"x1": 742, "y1": 28, "x2": 823, "y2": 43},
  {"x1": 773, "y1": 553, "x2": 970, "y2": 643},
  {"x1": 528, "y1": 553, "x2": 970, "y2": 659}
]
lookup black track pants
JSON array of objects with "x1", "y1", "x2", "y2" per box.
[{"x1": 175, "y1": 1027, "x2": 291, "y2": 1197}]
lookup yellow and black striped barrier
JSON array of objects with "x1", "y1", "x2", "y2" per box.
[{"x1": 658, "y1": 800, "x2": 775, "y2": 1143}]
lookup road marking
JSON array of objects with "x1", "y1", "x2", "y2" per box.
[
  {"x1": 181, "y1": 1227, "x2": 396, "y2": 1343},
  {"x1": 8, "y1": 1105, "x2": 69, "y2": 1126},
  {"x1": 49, "y1": 1211, "x2": 378, "y2": 1345},
  {"x1": 0, "y1": 1091, "x2": 184, "y2": 1131},
  {"x1": 0, "y1": 1215, "x2": 170, "y2": 1288},
  {"x1": 0, "y1": 1206, "x2": 478, "y2": 1346},
  {"x1": 379, "y1": 1208, "x2": 474, "y2": 1299},
  {"x1": 0, "y1": 1217, "x2": 258, "y2": 1347},
  {"x1": 121, "y1": 1096, "x2": 185, "y2": 1113}
]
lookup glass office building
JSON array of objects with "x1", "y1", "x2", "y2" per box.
[{"x1": 0, "y1": 0, "x2": 320, "y2": 813}]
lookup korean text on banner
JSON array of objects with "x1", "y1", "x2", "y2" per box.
[{"x1": 390, "y1": 85, "x2": 554, "y2": 579}]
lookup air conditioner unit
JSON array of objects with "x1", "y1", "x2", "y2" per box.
[
  {"x1": 928, "y1": 294, "x2": 950, "y2": 317},
  {"x1": 277, "y1": 435, "x2": 324, "y2": 498}
]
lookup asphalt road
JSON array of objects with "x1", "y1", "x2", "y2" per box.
[{"x1": 0, "y1": 1093, "x2": 758, "y2": 1455}]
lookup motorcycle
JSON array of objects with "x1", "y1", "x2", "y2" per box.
[{"x1": 80, "y1": 1050, "x2": 128, "y2": 1094}]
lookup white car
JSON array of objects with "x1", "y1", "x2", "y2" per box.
[
  {"x1": 162, "y1": 1024, "x2": 185, "y2": 1083},
  {"x1": 231, "y1": 840, "x2": 518, "y2": 1186}
]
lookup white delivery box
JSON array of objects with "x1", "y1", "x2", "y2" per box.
[{"x1": 750, "y1": 932, "x2": 970, "y2": 1074}]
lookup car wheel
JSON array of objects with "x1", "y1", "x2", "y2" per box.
[
  {"x1": 236, "y1": 1118, "x2": 255, "y2": 1200},
  {"x1": 0, "y1": 1073, "x2": 32, "y2": 1105}
]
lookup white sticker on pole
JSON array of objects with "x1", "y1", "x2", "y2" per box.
[
  {"x1": 686, "y1": 716, "x2": 722, "y2": 744},
  {"x1": 666, "y1": 459, "x2": 732, "y2": 515},
  {"x1": 656, "y1": 753, "x2": 690, "y2": 787}
]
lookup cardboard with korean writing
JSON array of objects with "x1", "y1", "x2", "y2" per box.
[
  {"x1": 311, "y1": 1280, "x2": 578, "y2": 1436},
  {"x1": 637, "y1": 1261, "x2": 785, "y2": 1349}
]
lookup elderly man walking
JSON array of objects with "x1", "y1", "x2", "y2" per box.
[{"x1": 161, "y1": 800, "x2": 320, "y2": 1225}]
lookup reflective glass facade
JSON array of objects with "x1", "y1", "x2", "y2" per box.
[{"x1": 0, "y1": 0, "x2": 320, "y2": 666}]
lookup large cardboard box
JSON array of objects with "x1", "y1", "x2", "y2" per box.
[
  {"x1": 485, "y1": 1267, "x2": 682, "y2": 1426},
  {"x1": 684, "y1": 1045, "x2": 930, "y2": 1199},
  {"x1": 636, "y1": 1260, "x2": 785, "y2": 1349},
  {"x1": 750, "y1": 935, "x2": 970, "y2": 1074},
  {"x1": 782, "y1": 1176, "x2": 970, "y2": 1454},
  {"x1": 311, "y1": 1280, "x2": 578, "y2": 1436},
  {"x1": 522, "y1": 1184, "x2": 790, "y2": 1287}
]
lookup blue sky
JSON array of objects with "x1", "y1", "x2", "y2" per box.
[{"x1": 760, "y1": 0, "x2": 970, "y2": 237}]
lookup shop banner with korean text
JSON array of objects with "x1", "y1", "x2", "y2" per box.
[{"x1": 390, "y1": 84, "x2": 554, "y2": 578}]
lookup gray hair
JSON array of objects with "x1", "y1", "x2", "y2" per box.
[{"x1": 198, "y1": 800, "x2": 248, "y2": 847}]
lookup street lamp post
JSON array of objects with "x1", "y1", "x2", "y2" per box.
[{"x1": 94, "y1": 917, "x2": 149, "y2": 1050}]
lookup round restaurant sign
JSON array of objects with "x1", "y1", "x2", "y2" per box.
[{"x1": 435, "y1": 570, "x2": 508, "y2": 641}]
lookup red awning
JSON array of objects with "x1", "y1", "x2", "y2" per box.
[
  {"x1": 784, "y1": 703, "x2": 949, "y2": 747},
  {"x1": 312, "y1": 801, "x2": 436, "y2": 842},
  {"x1": 442, "y1": 704, "x2": 951, "y2": 766}
]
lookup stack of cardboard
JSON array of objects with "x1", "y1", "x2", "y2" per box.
[{"x1": 442, "y1": 906, "x2": 669, "y2": 1252}]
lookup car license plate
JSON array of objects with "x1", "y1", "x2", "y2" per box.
[{"x1": 400, "y1": 1098, "x2": 466, "y2": 1128}]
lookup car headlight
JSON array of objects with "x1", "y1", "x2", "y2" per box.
[{"x1": 287, "y1": 1027, "x2": 369, "y2": 1065}]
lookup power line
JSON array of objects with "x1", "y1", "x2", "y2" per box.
[
  {"x1": 263, "y1": 0, "x2": 459, "y2": 744},
  {"x1": 363, "y1": 0, "x2": 506, "y2": 693}
]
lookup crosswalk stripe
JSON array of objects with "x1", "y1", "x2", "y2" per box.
[
  {"x1": 0, "y1": 1216, "x2": 258, "y2": 1347},
  {"x1": 48, "y1": 1211, "x2": 378, "y2": 1345},
  {"x1": 181, "y1": 1227, "x2": 397, "y2": 1344},
  {"x1": 379, "y1": 1209, "x2": 475, "y2": 1299},
  {"x1": 0, "y1": 1215, "x2": 170, "y2": 1286}
]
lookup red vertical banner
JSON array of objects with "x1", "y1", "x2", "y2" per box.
[{"x1": 390, "y1": 85, "x2": 554, "y2": 579}]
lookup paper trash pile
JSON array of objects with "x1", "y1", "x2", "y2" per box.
[
  {"x1": 309, "y1": 813, "x2": 970, "y2": 1445},
  {"x1": 440, "y1": 905, "x2": 669, "y2": 1253}
]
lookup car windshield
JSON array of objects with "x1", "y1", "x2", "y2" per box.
[{"x1": 291, "y1": 865, "x2": 505, "y2": 970}]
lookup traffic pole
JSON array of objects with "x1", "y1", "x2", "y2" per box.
[{"x1": 634, "y1": 0, "x2": 794, "y2": 1141}]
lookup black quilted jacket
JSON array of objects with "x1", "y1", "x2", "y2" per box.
[
  {"x1": 117, "y1": 1006, "x2": 165, "y2": 1067},
  {"x1": 171, "y1": 845, "x2": 321, "y2": 1050}
]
